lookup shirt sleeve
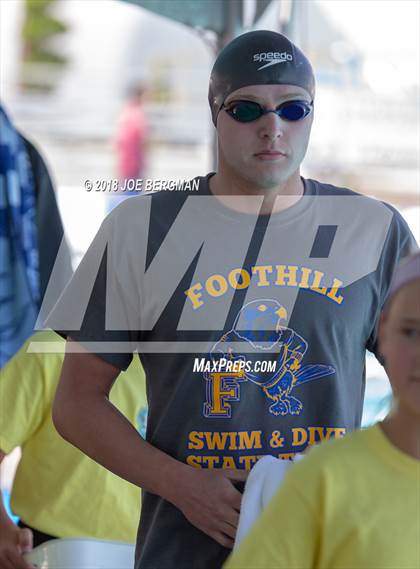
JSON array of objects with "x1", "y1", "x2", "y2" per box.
[
  {"x1": 225, "y1": 473, "x2": 321, "y2": 569},
  {"x1": 46, "y1": 210, "x2": 138, "y2": 371},
  {"x1": 366, "y1": 205, "x2": 418, "y2": 358}
]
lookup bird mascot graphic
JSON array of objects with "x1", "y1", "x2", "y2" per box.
[{"x1": 209, "y1": 299, "x2": 335, "y2": 416}]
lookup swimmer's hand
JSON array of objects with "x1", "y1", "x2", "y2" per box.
[{"x1": 167, "y1": 466, "x2": 248, "y2": 549}]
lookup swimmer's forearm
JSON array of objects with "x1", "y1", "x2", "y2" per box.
[{"x1": 52, "y1": 342, "x2": 188, "y2": 502}]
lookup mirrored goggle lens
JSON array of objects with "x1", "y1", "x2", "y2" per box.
[{"x1": 279, "y1": 101, "x2": 311, "y2": 121}]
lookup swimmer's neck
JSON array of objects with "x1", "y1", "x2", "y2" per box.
[{"x1": 209, "y1": 169, "x2": 304, "y2": 215}]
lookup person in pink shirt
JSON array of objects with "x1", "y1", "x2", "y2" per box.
[{"x1": 115, "y1": 85, "x2": 148, "y2": 192}]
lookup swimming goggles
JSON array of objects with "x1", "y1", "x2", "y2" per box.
[{"x1": 222, "y1": 99, "x2": 313, "y2": 123}]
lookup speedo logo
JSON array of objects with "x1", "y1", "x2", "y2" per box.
[{"x1": 253, "y1": 51, "x2": 293, "y2": 70}]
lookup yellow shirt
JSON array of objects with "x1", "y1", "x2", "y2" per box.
[
  {"x1": 0, "y1": 330, "x2": 147, "y2": 542},
  {"x1": 225, "y1": 425, "x2": 420, "y2": 569}
]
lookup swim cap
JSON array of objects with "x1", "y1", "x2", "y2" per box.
[
  {"x1": 208, "y1": 30, "x2": 315, "y2": 125},
  {"x1": 385, "y1": 250, "x2": 420, "y2": 311}
]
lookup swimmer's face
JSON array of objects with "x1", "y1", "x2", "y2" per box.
[
  {"x1": 216, "y1": 84, "x2": 313, "y2": 191},
  {"x1": 379, "y1": 278, "x2": 420, "y2": 418}
]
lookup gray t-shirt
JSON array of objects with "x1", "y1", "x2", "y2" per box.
[{"x1": 49, "y1": 176, "x2": 416, "y2": 569}]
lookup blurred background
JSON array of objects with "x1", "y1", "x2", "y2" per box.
[
  {"x1": 1, "y1": 0, "x2": 418, "y2": 260},
  {"x1": 0, "y1": 0, "x2": 419, "y2": 506}
]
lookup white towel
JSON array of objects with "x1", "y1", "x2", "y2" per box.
[{"x1": 234, "y1": 454, "x2": 304, "y2": 547}]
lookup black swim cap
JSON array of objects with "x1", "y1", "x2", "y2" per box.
[{"x1": 209, "y1": 30, "x2": 315, "y2": 125}]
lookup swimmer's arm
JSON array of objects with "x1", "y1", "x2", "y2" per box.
[{"x1": 53, "y1": 338, "x2": 247, "y2": 548}]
